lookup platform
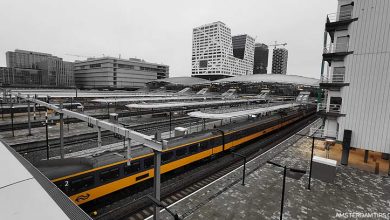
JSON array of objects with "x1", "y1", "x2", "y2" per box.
[
  {"x1": 154, "y1": 120, "x2": 390, "y2": 220},
  {"x1": 93, "y1": 96, "x2": 220, "y2": 104},
  {"x1": 0, "y1": 140, "x2": 91, "y2": 220},
  {"x1": 188, "y1": 103, "x2": 300, "y2": 119},
  {"x1": 126, "y1": 98, "x2": 265, "y2": 109}
]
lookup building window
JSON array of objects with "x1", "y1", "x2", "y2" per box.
[
  {"x1": 339, "y1": 3, "x2": 353, "y2": 21},
  {"x1": 90, "y1": 63, "x2": 101, "y2": 68}
]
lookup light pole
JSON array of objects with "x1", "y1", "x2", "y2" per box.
[
  {"x1": 232, "y1": 152, "x2": 247, "y2": 186},
  {"x1": 308, "y1": 136, "x2": 315, "y2": 190},
  {"x1": 44, "y1": 111, "x2": 49, "y2": 160},
  {"x1": 267, "y1": 161, "x2": 306, "y2": 220},
  {"x1": 147, "y1": 195, "x2": 180, "y2": 220},
  {"x1": 11, "y1": 104, "x2": 14, "y2": 137}
]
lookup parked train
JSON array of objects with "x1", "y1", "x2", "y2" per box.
[{"x1": 37, "y1": 105, "x2": 316, "y2": 205}]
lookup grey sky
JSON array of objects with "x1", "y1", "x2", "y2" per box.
[{"x1": 0, "y1": 0, "x2": 337, "y2": 79}]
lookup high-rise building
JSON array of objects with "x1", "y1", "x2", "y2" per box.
[
  {"x1": 253, "y1": 43, "x2": 269, "y2": 74},
  {"x1": 271, "y1": 48, "x2": 288, "y2": 75},
  {"x1": 319, "y1": 0, "x2": 390, "y2": 163},
  {"x1": 74, "y1": 57, "x2": 169, "y2": 89},
  {"x1": 6, "y1": 49, "x2": 61, "y2": 69},
  {"x1": 4, "y1": 49, "x2": 74, "y2": 88},
  {"x1": 191, "y1": 21, "x2": 255, "y2": 80}
]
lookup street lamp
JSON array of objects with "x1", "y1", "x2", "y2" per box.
[
  {"x1": 11, "y1": 104, "x2": 14, "y2": 137},
  {"x1": 267, "y1": 161, "x2": 306, "y2": 220},
  {"x1": 231, "y1": 152, "x2": 247, "y2": 186},
  {"x1": 42, "y1": 111, "x2": 50, "y2": 160},
  {"x1": 147, "y1": 195, "x2": 180, "y2": 220}
]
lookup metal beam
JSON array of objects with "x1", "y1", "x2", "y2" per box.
[
  {"x1": 27, "y1": 95, "x2": 32, "y2": 136},
  {"x1": 14, "y1": 93, "x2": 163, "y2": 151},
  {"x1": 153, "y1": 150, "x2": 162, "y2": 220},
  {"x1": 60, "y1": 112, "x2": 64, "y2": 159}
]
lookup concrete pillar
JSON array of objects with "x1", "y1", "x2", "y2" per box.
[
  {"x1": 364, "y1": 150, "x2": 369, "y2": 163},
  {"x1": 27, "y1": 95, "x2": 32, "y2": 136},
  {"x1": 127, "y1": 138, "x2": 131, "y2": 166},
  {"x1": 33, "y1": 103, "x2": 36, "y2": 120},
  {"x1": 59, "y1": 113, "x2": 64, "y2": 159},
  {"x1": 153, "y1": 150, "x2": 162, "y2": 220},
  {"x1": 341, "y1": 129, "x2": 352, "y2": 165},
  {"x1": 97, "y1": 126, "x2": 102, "y2": 148}
]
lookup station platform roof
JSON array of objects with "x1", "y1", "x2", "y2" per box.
[
  {"x1": 188, "y1": 103, "x2": 300, "y2": 119},
  {"x1": 214, "y1": 74, "x2": 319, "y2": 87},
  {"x1": 0, "y1": 141, "x2": 91, "y2": 220},
  {"x1": 125, "y1": 98, "x2": 264, "y2": 109},
  {"x1": 93, "y1": 96, "x2": 219, "y2": 103},
  {"x1": 2, "y1": 89, "x2": 175, "y2": 98},
  {"x1": 150, "y1": 77, "x2": 211, "y2": 86}
]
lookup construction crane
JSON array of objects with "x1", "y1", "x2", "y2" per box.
[{"x1": 269, "y1": 41, "x2": 287, "y2": 49}]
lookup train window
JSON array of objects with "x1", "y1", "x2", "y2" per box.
[
  {"x1": 69, "y1": 176, "x2": 94, "y2": 192},
  {"x1": 210, "y1": 137, "x2": 221, "y2": 147},
  {"x1": 136, "y1": 173, "x2": 149, "y2": 181},
  {"x1": 200, "y1": 141, "x2": 209, "y2": 151},
  {"x1": 144, "y1": 157, "x2": 154, "y2": 169},
  {"x1": 188, "y1": 144, "x2": 198, "y2": 154},
  {"x1": 124, "y1": 161, "x2": 141, "y2": 175},
  {"x1": 176, "y1": 147, "x2": 187, "y2": 157},
  {"x1": 162, "y1": 151, "x2": 174, "y2": 163},
  {"x1": 99, "y1": 168, "x2": 120, "y2": 182}
]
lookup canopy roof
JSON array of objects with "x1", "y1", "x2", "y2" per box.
[{"x1": 214, "y1": 74, "x2": 319, "y2": 86}]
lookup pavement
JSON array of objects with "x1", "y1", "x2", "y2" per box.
[{"x1": 157, "y1": 120, "x2": 390, "y2": 220}]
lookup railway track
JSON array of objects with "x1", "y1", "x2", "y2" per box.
[{"x1": 86, "y1": 114, "x2": 318, "y2": 220}]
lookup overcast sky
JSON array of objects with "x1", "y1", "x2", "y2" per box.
[{"x1": 0, "y1": 0, "x2": 337, "y2": 79}]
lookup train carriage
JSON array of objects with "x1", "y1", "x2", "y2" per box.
[{"x1": 37, "y1": 105, "x2": 316, "y2": 205}]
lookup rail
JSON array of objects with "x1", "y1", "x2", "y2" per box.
[
  {"x1": 323, "y1": 43, "x2": 349, "y2": 54},
  {"x1": 321, "y1": 72, "x2": 345, "y2": 83},
  {"x1": 327, "y1": 10, "x2": 352, "y2": 23},
  {"x1": 317, "y1": 103, "x2": 342, "y2": 114},
  {"x1": 310, "y1": 128, "x2": 338, "y2": 139}
]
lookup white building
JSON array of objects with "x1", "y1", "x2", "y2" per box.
[
  {"x1": 320, "y1": 0, "x2": 390, "y2": 162},
  {"x1": 191, "y1": 21, "x2": 255, "y2": 80},
  {"x1": 74, "y1": 57, "x2": 169, "y2": 90}
]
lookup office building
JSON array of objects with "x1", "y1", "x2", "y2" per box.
[
  {"x1": 253, "y1": 43, "x2": 269, "y2": 74},
  {"x1": 37, "y1": 59, "x2": 74, "y2": 87},
  {"x1": 191, "y1": 21, "x2": 255, "y2": 80},
  {"x1": 319, "y1": 0, "x2": 390, "y2": 162},
  {"x1": 74, "y1": 57, "x2": 169, "y2": 90},
  {"x1": 0, "y1": 67, "x2": 41, "y2": 87},
  {"x1": 4, "y1": 49, "x2": 74, "y2": 88},
  {"x1": 271, "y1": 48, "x2": 288, "y2": 75}
]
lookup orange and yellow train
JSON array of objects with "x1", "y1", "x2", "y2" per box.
[{"x1": 38, "y1": 106, "x2": 315, "y2": 205}]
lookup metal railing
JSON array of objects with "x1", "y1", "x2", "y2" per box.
[
  {"x1": 310, "y1": 128, "x2": 338, "y2": 139},
  {"x1": 321, "y1": 72, "x2": 345, "y2": 83},
  {"x1": 323, "y1": 43, "x2": 349, "y2": 54},
  {"x1": 317, "y1": 103, "x2": 342, "y2": 114},
  {"x1": 327, "y1": 10, "x2": 352, "y2": 23}
]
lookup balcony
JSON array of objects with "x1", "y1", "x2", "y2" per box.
[
  {"x1": 325, "y1": 12, "x2": 358, "y2": 42},
  {"x1": 323, "y1": 43, "x2": 353, "y2": 64},
  {"x1": 317, "y1": 103, "x2": 345, "y2": 117},
  {"x1": 310, "y1": 128, "x2": 338, "y2": 139},
  {"x1": 320, "y1": 72, "x2": 349, "y2": 90}
]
